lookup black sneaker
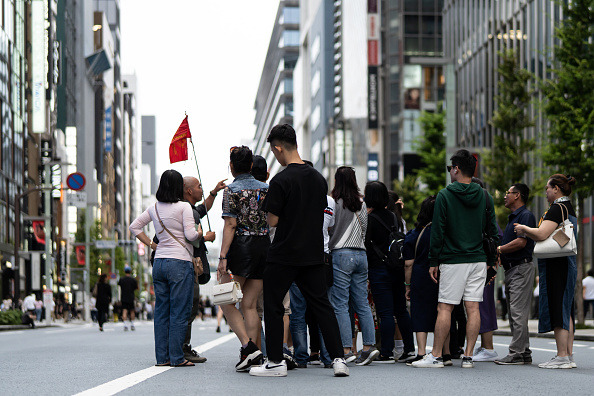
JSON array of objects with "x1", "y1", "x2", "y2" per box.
[
  {"x1": 183, "y1": 345, "x2": 207, "y2": 363},
  {"x1": 397, "y1": 351, "x2": 417, "y2": 363},
  {"x1": 307, "y1": 353, "x2": 322, "y2": 366},
  {"x1": 442, "y1": 354, "x2": 453, "y2": 366},
  {"x1": 235, "y1": 340, "x2": 263, "y2": 372},
  {"x1": 296, "y1": 362, "x2": 307, "y2": 369},
  {"x1": 405, "y1": 354, "x2": 426, "y2": 366},
  {"x1": 495, "y1": 354, "x2": 525, "y2": 365},
  {"x1": 283, "y1": 352, "x2": 298, "y2": 370},
  {"x1": 376, "y1": 354, "x2": 396, "y2": 364},
  {"x1": 522, "y1": 352, "x2": 532, "y2": 364}
]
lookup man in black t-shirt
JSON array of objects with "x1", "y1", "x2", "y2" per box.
[
  {"x1": 248, "y1": 124, "x2": 348, "y2": 378},
  {"x1": 118, "y1": 266, "x2": 138, "y2": 331}
]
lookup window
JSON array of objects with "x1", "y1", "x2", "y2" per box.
[
  {"x1": 279, "y1": 30, "x2": 299, "y2": 47},
  {"x1": 421, "y1": 16, "x2": 436, "y2": 35},
  {"x1": 282, "y1": 7, "x2": 299, "y2": 24},
  {"x1": 311, "y1": 35, "x2": 320, "y2": 64},
  {"x1": 311, "y1": 105, "x2": 321, "y2": 131},
  {"x1": 311, "y1": 70, "x2": 320, "y2": 98},
  {"x1": 404, "y1": 15, "x2": 419, "y2": 34},
  {"x1": 422, "y1": 0, "x2": 436, "y2": 13},
  {"x1": 404, "y1": 0, "x2": 418, "y2": 12}
]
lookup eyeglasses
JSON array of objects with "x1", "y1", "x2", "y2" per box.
[{"x1": 505, "y1": 190, "x2": 519, "y2": 195}]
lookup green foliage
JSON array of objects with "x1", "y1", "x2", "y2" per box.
[
  {"x1": 541, "y1": 0, "x2": 594, "y2": 202},
  {"x1": 71, "y1": 210, "x2": 128, "y2": 290},
  {"x1": 0, "y1": 310, "x2": 23, "y2": 325},
  {"x1": 414, "y1": 108, "x2": 447, "y2": 196},
  {"x1": 483, "y1": 48, "x2": 536, "y2": 225},
  {"x1": 392, "y1": 108, "x2": 446, "y2": 229}
]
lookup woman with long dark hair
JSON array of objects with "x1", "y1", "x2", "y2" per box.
[
  {"x1": 218, "y1": 146, "x2": 270, "y2": 372},
  {"x1": 95, "y1": 274, "x2": 111, "y2": 332},
  {"x1": 130, "y1": 169, "x2": 201, "y2": 367},
  {"x1": 328, "y1": 167, "x2": 379, "y2": 365},
  {"x1": 514, "y1": 174, "x2": 577, "y2": 369},
  {"x1": 364, "y1": 181, "x2": 415, "y2": 363}
]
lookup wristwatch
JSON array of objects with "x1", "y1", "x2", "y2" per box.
[{"x1": 210, "y1": 191, "x2": 217, "y2": 198}]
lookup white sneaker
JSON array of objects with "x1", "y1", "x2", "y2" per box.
[
  {"x1": 249, "y1": 359, "x2": 288, "y2": 377},
  {"x1": 393, "y1": 347, "x2": 404, "y2": 361},
  {"x1": 569, "y1": 355, "x2": 577, "y2": 368},
  {"x1": 410, "y1": 353, "x2": 444, "y2": 368},
  {"x1": 538, "y1": 355, "x2": 571, "y2": 369},
  {"x1": 472, "y1": 348, "x2": 498, "y2": 362},
  {"x1": 332, "y1": 358, "x2": 350, "y2": 377}
]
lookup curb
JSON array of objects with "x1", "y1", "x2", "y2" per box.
[
  {"x1": 493, "y1": 329, "x2": 594, "y2": 342},
  {"x1": 0, "y1": 324, "x2": 58, "y2": 332}
]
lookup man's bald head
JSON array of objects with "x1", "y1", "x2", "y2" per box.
[
  {"x1": 183, "y1": 176, "x2": 200, "y2": 188},
  {"x1": 183, "y1": 176, "x2": 202, "y2": 205}
]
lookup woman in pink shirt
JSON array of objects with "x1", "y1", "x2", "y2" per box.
[{"x1": 130, "y1": 170, "x2": 201, "y2": 367}]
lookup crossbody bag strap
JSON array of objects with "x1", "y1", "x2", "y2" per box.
[
  {"x1": 414, "y1": 222, "x2": 431, "y2": 260},
  {"x1": 154, "y1": 203, "x2": 194, "y2": 258},
  {"x1": 368, "y1": 212, "x2": 397, "y2": 261}
]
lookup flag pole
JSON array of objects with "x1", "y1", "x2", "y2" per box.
[{"x1": 190, "y1": 138, "x2": 212, "y2": 231}]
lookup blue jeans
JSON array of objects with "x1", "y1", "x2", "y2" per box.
[
  {"x1": 289, "y1": 283, "x2": 332, "y2": 365},
  {"x1": 331, "y1": 248, "x2": 376, "y2": 348},
  {"x1": 368, "y1": 264, "x2": 415, "y2": 356},
  {"x1": 153, "y1": 258, "x2": 194, "y2": 366}
]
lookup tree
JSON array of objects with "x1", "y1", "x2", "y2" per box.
[
  {"x1": 541, "y1": 0, "x2": 594, "y2": 324},
  {"x1": 70, "y1": 211, "x2": 127, "y2": 289},
  {"x1": 415, "y1": 108, "x2": 447, "y2": 196},
  {"x1": 483, "y1": 48, "x2": 536, "y2": 226},
  {"x1": 393, "y1": 108, "x2": 446, "y2": 229}
]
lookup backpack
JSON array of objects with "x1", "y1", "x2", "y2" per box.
[{"x1": 369, "y1": 212, "x2": 406, "y2": 270}]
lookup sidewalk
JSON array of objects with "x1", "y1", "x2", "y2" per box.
[
  {"x1": 0, "y1": 318, "x2": 87, "y2": 332},
  {"x1": 494, "y1": 319, "x2": 594, "y2": 341}
]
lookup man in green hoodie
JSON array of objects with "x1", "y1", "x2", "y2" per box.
[{"x1": 411, "y1": 149, "x2": 498, "y2": 369}]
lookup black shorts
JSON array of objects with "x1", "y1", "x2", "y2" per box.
[
  {"x1": 121, "y1": 301, "x2": 135, "y2": 312},
  {"x1": 227, "y1": 235, "x2": 270, "y2": 279}
]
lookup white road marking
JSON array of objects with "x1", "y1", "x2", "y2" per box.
[
  {"x1": 493, "y1": 343, "x2": 557, "y2": 353},
  {"x1": 572, "y1": 343, "x2": 587, "y2": 347},
  {"x1": 72, "y1": 333, "x2": 236, "y2": 396}
]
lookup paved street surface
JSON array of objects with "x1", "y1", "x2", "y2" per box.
[{"x1": 1, "y1": 318, "x2": 594, "y2": 395}]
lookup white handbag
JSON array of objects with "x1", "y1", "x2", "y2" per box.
[
  {"x1": 533, "y1": 203, "x2": 577, "y2": 259},
  {"x1": 212, "y1": 281, "x2": 243, "y2": 305}
]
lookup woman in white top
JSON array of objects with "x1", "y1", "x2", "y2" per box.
[{"x1": 130, "y1": 170, "x2": 201, "y2": 367}]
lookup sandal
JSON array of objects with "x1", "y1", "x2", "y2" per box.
[
  {"x1": 155, "y1": 362, "x2": 170, "y2": 367},
  {"x1": 173, "y1": 360, "x2": 195, "y2": 367}
]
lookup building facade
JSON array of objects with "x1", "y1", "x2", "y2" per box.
[
  {"x1": 252, "y1": 0, "x2": 299, "y2": 176},
  {"x1": 381, "y1": 0, "x2": 445, "y2": 184}
]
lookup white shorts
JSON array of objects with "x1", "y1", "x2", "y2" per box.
[{"x1": 438, "y1": 262, "x2": 487, "y2": 304}]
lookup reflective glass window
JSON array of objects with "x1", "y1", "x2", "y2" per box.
[{"x1": 405, "y1": 15, "x2": 420, "y2": 34}]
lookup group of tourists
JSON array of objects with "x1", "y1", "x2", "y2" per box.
[{"x1": 130, "y1": 122, "x2": 580, "y2": 376}]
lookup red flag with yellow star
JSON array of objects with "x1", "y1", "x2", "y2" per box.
[{"x1": 169, "y1": 116, "x2": 192, "y2": 163}]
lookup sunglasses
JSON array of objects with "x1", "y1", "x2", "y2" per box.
[
  {"x1": 505, "y1": 190, "x2": 519, "y2": 195},
  {"x1": 447, "y1": 165, "x2": 454, "y2": 172},
  {"x1": 230, "y1": 146, "x2": 239, "y2": 153}
]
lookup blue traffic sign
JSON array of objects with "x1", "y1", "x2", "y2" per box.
[{"x1": 67, "y1": 172, "x2": 86, "y2": 191}]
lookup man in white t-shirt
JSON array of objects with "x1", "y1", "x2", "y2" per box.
[{"x1": 582, "y1": 269, "x2": 594, "y2": 320}]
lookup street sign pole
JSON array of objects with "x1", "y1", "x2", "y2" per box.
[
  {"x1": 44, "y1": 162, "x2": 53, "y2": 322},
  {"x1": 83, "y1": 205, "x2": 91, "y2": 322}
]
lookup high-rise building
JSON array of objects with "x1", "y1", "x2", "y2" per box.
[
  {"x1": 141, "y1": 115, "x2": 157, "y2": 196},
  {"x1": 253, "y1": 0, "x2": 299, "y2": 176},
  {"x1": 442, "y1": 0, "x2": 592, "y2": 266},
  {"x1": 380, "y1": 0, "x2": 445, "y2": 183}
]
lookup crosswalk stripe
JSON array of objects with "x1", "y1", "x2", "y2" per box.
[{"x1": 72, "y1": 333, "x2": 236, "y2": 396}]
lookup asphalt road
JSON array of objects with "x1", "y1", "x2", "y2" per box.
[{"x1": 1, "y1": 318, "x2": 593, "y2": 395}]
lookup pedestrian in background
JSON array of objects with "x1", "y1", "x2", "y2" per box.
[
  {"x1": 118, "y1": 266, "x2": 138, "y2": 331},
  {"x1": 494, "y1": 183, "x2": 537, "y2": 366},
  {"x1": 365, "y1": 181, "x2": 414, "y2": 364},
  {"x1": 218, "y1": 146, "x2": 269, "y2": 372},
  {"x1": 329, "y1": 167, "x2": 379, "y2": 366},
  {"x1": 34, "y1": 298, "x2": 43, "y2": 322},
  {"x1": 514, "y1": 174, "x2": 577, "y2": 369},
  {"x1": 96, "y1": 274, "x2": 112, "y2": 332},
  {"x1": 582, "y1": 269, "x2": 594, "y2": 320},
  {"x1": 130, "y1": 169, "x2": 201, "y2": 367},
  {"x1": 404, "y1": 195, "x2": 442, "y2": 364},
  {"x1": 412, "y1": 149, "x2": 499, "y2": 369}
]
